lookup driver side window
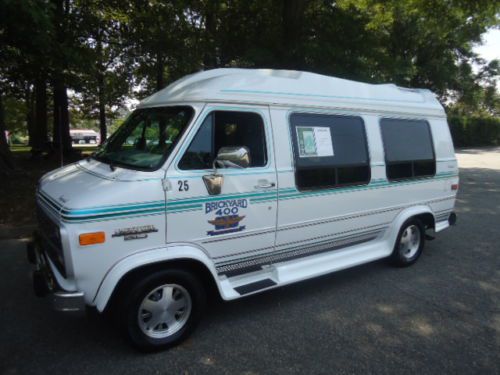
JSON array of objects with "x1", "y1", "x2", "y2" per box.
[{"x1": 179, "y1": 111, "x2": 267, "y2": 170}]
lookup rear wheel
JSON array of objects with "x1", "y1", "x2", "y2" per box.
[
  {"x1": 390, "y1": 218, "x2": 425, "y2": 267},
  {"x1": 121, "y1": 269, "x2": 206, "y2": 351}
]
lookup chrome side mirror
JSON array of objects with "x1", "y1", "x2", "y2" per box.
[
  {"x1": 214, "y1": 146, "x2": 251, "y2": 169},
  {"x1": 203, "y1": 174, "x2": 223, "y2": 196},
  {"x1": 202, "y1": 146, "x2": 251, "y2": 195}
]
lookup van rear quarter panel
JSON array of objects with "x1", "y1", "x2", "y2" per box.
[
  {"x1": 270, "y1": 107, "x2": 457, "y2": 253},
  {"x1": 427, "y1": 117, "x2": 459, "y2": 220}
]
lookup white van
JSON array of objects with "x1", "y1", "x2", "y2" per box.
[
  {"x1": 70, "y1": 129, "x2": 100, "y2": 144},
  {"x1": 28, "y1": 69, "x2": 458, "y2": 350}
]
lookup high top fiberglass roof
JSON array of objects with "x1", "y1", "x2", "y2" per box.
[{"x1": 139, "y1": 68, "x2": 445, "y2": 117}]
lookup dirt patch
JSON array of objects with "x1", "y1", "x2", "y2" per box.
[{"x1": 0, "y1": 151, "x2": 86, "y2": 227}]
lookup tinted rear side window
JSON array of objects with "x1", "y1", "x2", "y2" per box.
[
  {"x1": 290, "y1": 113, "x2": 370, "y2": 190},
  {"x1": 380, "y1": 118, "x2": 435, "y2": 180}
]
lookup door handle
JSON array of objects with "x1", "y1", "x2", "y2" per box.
[{"x1": 255, "y1": 181, "x2": 276, "y2": 189}]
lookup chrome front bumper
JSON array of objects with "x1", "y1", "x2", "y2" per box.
[{"x1": 27, "y1": 233, "x2": 85, "y2": 312}]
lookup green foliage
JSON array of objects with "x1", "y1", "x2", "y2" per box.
[
  {"x1": 108, "y1": 117, "x2": 126, "y2": 135},
  {"x1": 0, "y1": 0, "x2": 54, "y2": 84},
  {"x1": 448, "y1": 60, "x2": 500, "y2": 117},
  {"x1": 124, "y1": 0, "x2": 201, "y2": 95},
  {"x1": 449, "y1": 116, "x2": 500, "y2": 147},
  {"x1": 74, "y1": 0, "x2": 133, "y2": 120},
  {"x1": 3, "y1": 97, "x2": 26, "y2": 133},
  {"x1": 0, "y1": 0, "x2": 498, "y2": 150}
]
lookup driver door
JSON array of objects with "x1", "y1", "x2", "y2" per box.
[{"x1": 166, "y1": 105, "x2": 278, "y2": 275}]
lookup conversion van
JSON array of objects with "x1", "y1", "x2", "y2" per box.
[{"x1": 28, "y1": 69, "x2": 458, "y2": 350}]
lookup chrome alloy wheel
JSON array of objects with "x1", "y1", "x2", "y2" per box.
[
  {"x1": 138, "y1": 284, "x2": 192, "y2": 339},
  {"x1": 399, "y1": 224, "x2": 421, "y2": 259}
]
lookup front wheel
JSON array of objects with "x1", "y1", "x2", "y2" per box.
[
  {"x1": 122, "y1": 269, "x2": 206, "y2": 351},
  {"x1": 389, "y1": 218, "x2": 425, "y2": 267}
]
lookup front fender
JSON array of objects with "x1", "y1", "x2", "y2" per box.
[{"x1": 92, "y1": 243, "x2": 219, "y2": 312}]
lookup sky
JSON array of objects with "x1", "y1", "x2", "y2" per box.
[
  {"x1": 473, "y1": 28, "x2": 500, "y2": 63},
  {"x1": 473, "y1": 28, "x2": 500, "y2": 89}
]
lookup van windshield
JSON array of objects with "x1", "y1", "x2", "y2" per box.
[{"x1": 94, "y1": 106, "x2": 194, "y2": 170}]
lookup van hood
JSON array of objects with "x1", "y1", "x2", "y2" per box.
[{"x1": 38, "y1": 159, "x2": 165, "y2": 217}]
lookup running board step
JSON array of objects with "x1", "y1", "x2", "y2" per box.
[
  {"x1": 234, "y1": 278, "x2": 277, "y2": 295},
  {"x1": 222, "y1": 265, "x2": 263, "y2": 278}
]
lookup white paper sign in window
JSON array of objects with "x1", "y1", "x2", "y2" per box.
[{"x1": 296, "y1": 126, "x2": 334, "y2": 157}]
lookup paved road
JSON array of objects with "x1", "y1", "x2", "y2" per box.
[{"x1": 1, "y1": 149, "x2": 499, "y2": 374}]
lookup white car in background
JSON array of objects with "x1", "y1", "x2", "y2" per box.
[{"x1": 70, "y1": 129, "x2": 100, "y2": 145}]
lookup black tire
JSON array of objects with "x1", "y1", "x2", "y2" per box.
[
  {"x1": 389, "y1": 218, "x2": 425, "y2": 267},
  {"x1": 121, "y1": 269, "x2": 206, "y2": 351}
]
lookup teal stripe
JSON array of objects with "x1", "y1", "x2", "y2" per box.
[
  {"x1": 279, "y1": 173, "x2": 458, "y2": 200},
  {"x1": 279, "y1": 187, "x2": 297, "y2": 192},
  {"x1": 63, "y1": 211, "x2": 165, "y2": 223},
  {"x1": 167, "y1": 206, "x2": 203, "y2": 214},
  {"x1": 63, "y1": 207, "x2": 165, "y2": 222},
  {"x1": 250, "y1": 197, "x2": 277, "y2": 204},
  {"x1": 167, "y1": 190, "x2": 277, "y2": 206},
  {"x1": 63, "y1": 203, "x2": 201, "y2": 222},
  {"x1": 60, "y1": 172, "x2": 457, "y2": 222},
  {"x1": 66, "y1": 201, "x2": 166, "y2": 216},
  {"x1": 167, "y1": 203, "x2": 202, "y2": 212}
]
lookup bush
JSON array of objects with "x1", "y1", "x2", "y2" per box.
[{"x1": 448, "y1": 116, "x2": 500, "y2": 148}]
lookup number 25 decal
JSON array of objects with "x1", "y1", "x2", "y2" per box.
[{"x1": 178, "y1": 180, "x2": 189, "y2": 192}]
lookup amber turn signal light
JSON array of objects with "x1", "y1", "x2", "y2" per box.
[{"x1": 79, "y1": 232, "x2": 105, "y2": 246}]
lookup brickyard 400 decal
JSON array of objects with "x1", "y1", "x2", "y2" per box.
[{"x1": 205, "y1": 198, "x2": 248, "y2": 236}]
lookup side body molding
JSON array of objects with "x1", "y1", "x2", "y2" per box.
[{"x1": 92, "y1": 244, "x2": 220, "y2": 312}]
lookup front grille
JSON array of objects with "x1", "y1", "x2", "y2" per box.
[{"x1": 36, "y1": 203, "x2": 66, "y2": 277}]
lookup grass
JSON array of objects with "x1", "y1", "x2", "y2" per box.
[{"x1": 10, "y1": 145, "x2": 31, "y2": 153}]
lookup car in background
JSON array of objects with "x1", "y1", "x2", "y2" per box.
[{"x1": 70, "y1": 129, "x2": 100, "y2": 145}]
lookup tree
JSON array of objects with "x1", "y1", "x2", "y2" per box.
[
  {"x1": 0, "y1": 0, "x2": 498, "y2": 172},
  {"x1": 0, "y1": 89, "x2": 15, "y2": 173},
  {"x1": 449, "y1": 59, "x2": 500, "y2": 116},
  {"x1": 127, "y1": 0, "x2": 200, "y2": 95},
  {"x1": 76, "y1": 0, "x2": 133, "y2": 143},
  {"x1": 0, "y1": 0, "x2": 54, "y2": 169},
  {"x1": 334, "y1": 1, "x2": 499, "y2": 95},
  {"x1": 50, "y1": 0, "x2": 75, "y2": 154}
]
